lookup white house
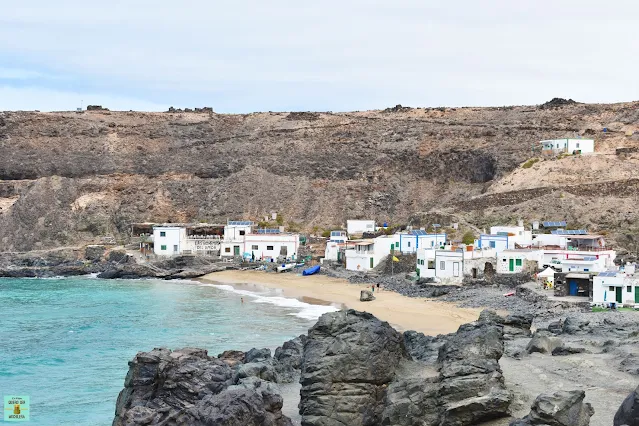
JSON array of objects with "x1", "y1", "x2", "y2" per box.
[
  {"x1": 480, "y1": 226, "x2": 532, "y2": 251},
  {"x1": 153, "y1": 226, "x2": 185, "y2": 256},
  {"x1": 592, "y1": 271, "x2": 639, "y2": 305},
  {"x1": 243, "y1": 233, "x2": 299, "y2": 262},
  {"x1": 496, "y1": 250, "x2": 544, "y2": 273},
  {"x1": 220, "y1": 220, "x2": 254, "y2": 257},
  {"x1": 541, "y1": 138, "x2": 594, "y2": 155},
  {"x1": 479, "y1": 234, "x2": 510, "y2": 251},
  {"x1": 416, "y1": 248, "x2": 496, "y2": 282},
  {"x1": 345, "y1": 235, "x2": 399, "y2": 271},
  {"x1": 346, "y1": 220, "x2": 375, "y2": 236},
  {"x1": 324, "y1": 231, "x2": 348, "y2": 262},
  {"x1": 398, "y1": 231, "x2": 446, "y2": 254},
  {"x1": 540, "y1": 249, "x2": 616, "y2": 273}
]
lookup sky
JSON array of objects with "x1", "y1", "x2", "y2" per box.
[{"x1": 0, "y1": 0, "x2": 637, "y2": 112}]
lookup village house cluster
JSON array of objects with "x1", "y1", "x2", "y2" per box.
[
  {"x1": 131, "y1": 219, "x2": 301, "y2": 262},
  {"x1": 324, "y1": 216, "x2": 635, "y2": 307}
]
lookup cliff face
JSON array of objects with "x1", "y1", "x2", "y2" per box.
[{"x1": 1, "y1": 102, "x2": 639, "y2": 251}]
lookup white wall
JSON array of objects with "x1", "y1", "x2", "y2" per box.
[
  {"x1": 540, "y1": 250, "x2": 616, "y2": 272},
  {"x1": 347, "y1": 220, "x2": 375, "y2": 235},
  {"x1": 567, "y1": 139, "x2": 594, "y2": 154},
  {"x1": 399, "y1": 234, "x2": 446, "y2": 253},
  {"x1": 532, "y1": 234, "x2": 567, "y2": 248},
  {"x1": 345, "y1": 235, "x2": 399, "y2": 271},
  {"x1": 244, "y1": 234, "x2": 299, "y2": 261},
  {"x1": 480, "y1": 235, "x2": 510, "y2": 251},
  {"x1": 329, "y1": 231, "x2": 347, "y2": 243},
  {"x1": 223, "y1": 224, "x2": 253, "y2": 242},
  {"x1": 182, "y1": 237, "x2": 220, "y2": 255},
  {"x1": 324, "y1": 241, "x2": 341, "y2": 261},
  {"x1": 496, "y1": 250, "x2": 543, "y2": 273},
  {"x1": 435, "y1": 251, "x2": 464, "y2": 280},
  {"x1": 153, "y1": 227, "x2": 184, "y2": 256},
  {"x1": 593, "y1": 274, "x2": 627, "y2": 304}
]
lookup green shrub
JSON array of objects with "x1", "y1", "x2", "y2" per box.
[
  {"x1": 522, "y1": 158, "x2": 540, "y2": 169},
  {"x1": 462, "y1": 231, "x2": 475, "y2": 245},
  {"x1": 321, "y1": 230, "x2": 331, "y2": 238}
]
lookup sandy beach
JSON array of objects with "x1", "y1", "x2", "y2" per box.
[{"x1": 199, "y1": 270, "x2": 481, "y2": 335}]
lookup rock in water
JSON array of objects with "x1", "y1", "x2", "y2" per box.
[
  {"x1": 274, "y1": 335, "x2": 307, "y2": 383},
  {"x1": 360, "y1": 289, "x2": 375, "y2": 301},
  {"x1": 510, "y1": 390, "x2": 594, "y2": 425},
  {"x1": 299, "y1": 309, "x2": 407, "y2": 426},
  {"x1": 113, "y1": 347, "x2": 292, "y2": 426},
  {"x1": 614, "y1": 385, "x2": 639, "y2": 426}
]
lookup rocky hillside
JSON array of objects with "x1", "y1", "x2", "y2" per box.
[{"x1": 1, "y1": 100, "x2": 639, "y2": 251}]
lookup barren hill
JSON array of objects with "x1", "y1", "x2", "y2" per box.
[{"x1": 1, "y1": 101, "x2": 639, "y2": 253}]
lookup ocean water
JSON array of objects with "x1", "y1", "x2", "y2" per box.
[{"x1": 0, "y1": 276, "x2": 337, "y2": 425}]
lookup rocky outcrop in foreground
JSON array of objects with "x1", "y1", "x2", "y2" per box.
[
  {"x1": 510, "y1": 390, "x2": 594, "y2": 426},
  {"x1": 614, "y1": 385, "x2": 639, "y2": 426}
]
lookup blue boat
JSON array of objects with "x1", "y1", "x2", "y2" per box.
[{"x1": 302, "y1": 265, "x2": 320, "y2": 276}]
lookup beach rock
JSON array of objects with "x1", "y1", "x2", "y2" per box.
[
  {"x1": 526, "y1": 332, "x2": 562, "y2": 354},
  {"x1": 113, "y1": 347, "x2": 292, "y2": 426},
  {"x1": 614, "y1": 385, "x2": 639, "y2": 426},
  {"x1": 548, "y1": 319, "x2": 563, "y2": 335},
  {"x1": 552, "y1": 345, "x2": 587, "y2": 356},
  {"x1": 562, "y1": 316, "x2": 591, "y2": 335},
  {"x1": 299, "y1": 309, "x2": 407, "y2": 426},
  {"x1": 510, "y1": 390, "x2": 594, "y2": 425},
  {"x1": 218, "y1": 350, "x2": 246, "y2": 368},
  {"x1": 619, "y1": 354, "x2": 639, "y2": 375},
  {"x1": 403, "y1": 330, "x2": 448, "y2": 365},
  {"x1": 274, "y1": 335, "x2": 306, "y2": 383},
  {"x1": 84, "y1": 245, "x2": 106, "y2": 261},
  {"x1": 245, "y1": 348, "x2": 272, "y2": 363},
  {"x1": 437, "y1": 316, "x2": 511, "y2": 425},
  {"x1": 381, "y1": 377, "x2": 439, "y2": 425},
  {"x1": 360, "y1": 289, "x2": 375, "y2": 301},
  {"x1": 478, "y1": 310, "x2": 533, "y2": 339},
  {"x1": 236, "y1": 361, "x2": 278, "y2": 382}
]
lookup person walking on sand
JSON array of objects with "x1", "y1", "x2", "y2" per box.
[
  {"x1": 376, "y1": 283, "x2": 380, "y2": 292},
  {"x1": 371, "y1": 284, "x2": 375, "y2": 293}
]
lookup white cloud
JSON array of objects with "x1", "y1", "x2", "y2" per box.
[{"x1": 0, "y1": 0, "x2": 637, "y2": 112}]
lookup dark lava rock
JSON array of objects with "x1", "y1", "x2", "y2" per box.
[
  {"x1": 526, "y1": 332, "x2": 562, "y2": 354},
  {"x1": 614, "y1": 385, "x2": 639, "y2": 426},
  {"x1": 552, "y1": 346, "x2": 587, "y2": 356},
  {"x1": 403, "y1": 330, "x2": 448, "y2": 365},
  {"x1": 218, "y1": 350, "x2": 246, "y2": 368},
  {"x1": 479, "y1": 310, "x2": 533, "y2": 339},
  {"x1": 381, "y1": 377, "x2": 439, "y2": 425},
  {"x1": 245, "y1": 348, "x2": 272, "y2": 363},
  {"x1": 562, "y1": 317, "x2": 591, "y2": 335},
  {"x1": 285, "y1": 111, "x2": 319, "y2": 121},
  {"x1": 113, "y1": 347, "x2": 291, "y2": 426},
  {"x1": 299, "y1": 309, "x2": 407, "y2": 426},
  {"x1": 84, "y1": 245, "x2": 106, "y2": 261},
  {"x1": 539, "y1": 97, "x2": 578, "y2": 110},
  {"x1": 274, "y1": 335, "x2": 306, "y2": 383},
  {"x1": 510, "y1": 390, "x2": 594, "y2": 425},
  {"x1": 548, "y1": 319, "x2": 563, "y2": 335},
  {"x1": 437, "y1": 313, "x2": 511, "y2": 425},
  {"x1": 620, "y1": 354, "x2": 639, "y2": 375},
  {"x1": 360, "y1": 289, "x2": 375, "y2": 301}
]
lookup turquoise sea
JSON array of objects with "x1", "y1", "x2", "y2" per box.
[{"x1": 0, "y1": 276, "x2": 337, "y2": 425}]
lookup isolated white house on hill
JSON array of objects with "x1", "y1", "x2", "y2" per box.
[
  {"x1": 346, "y1": 220, "x2": 375, "y2": 236},
  {"x1": 541, "y1": 138, "x2": 594, "y2": 155}
]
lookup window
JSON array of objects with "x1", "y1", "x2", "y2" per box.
[
  {"x1": 440, "y1": 261, "x2": 445, "y2": 270},
  {"x1": 515, "y1": 259, "x2": 522, "y2": 266},
  {"x1": 239, "y1": 230, "x2": 245, "y2": 236},
  {"x1": 161, "y1": 245, "x2": 167, "y2": 251},
  {"x1": 490, "y1": 241, "x2": 496, "y2": 248},
  {"x1": 609, "y1": 286, "x2": 615, "y2": 291},
  {"x1": 428, "y1": 260, "x2": 435, "y2": 269},
  {"x1": 225, "y1": 247, "x2": 231, "y2": 253},
  {"x1": 628, "y1": 286, "x2": 632, "y2": 293},
  {"x1": 267, "y1": 245, "x2": 274, "y2": 251},
  {"x1": 173, "y1": 245, "x2": 178, "y2": 252},
  {"x1": 160, "y1": 231, "x2": 166, "y2": 237},
  {"x1": 252, "y1": 245, "x2": 259, "y2": 250},
  {"x1": 408, "y1": 241, "x2": 411, "y2": 248},
  {"x1": 576, "y1": 142, "x2": 580, "y2": 148}
]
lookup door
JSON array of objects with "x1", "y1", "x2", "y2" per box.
[
  {"x1": 616, "y1": 287, "x2": 623, "y2": 303},
  {"x1": 453, "y1": 262, "x2": 460, "y2": 277},
  {"x1": 370, "y1": 257, "x2": 374, "y2": 269},
  {"x1": 569, "y1": 280, "x2": 578, "y2": 296},
  {"x1": 509, "y1": 259, "x2": 514, "y2": 272},
  {"x1": 635, "y1": 287, "x2": 639, "y2": 303},
  {"x1": 173, "y1": 245, "x2": 178, "y2": 253},
  {"x1": 233, "y1": 246, "x2": 240, "y2": 256}
]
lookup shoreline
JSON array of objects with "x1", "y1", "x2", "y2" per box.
[{"x1": 198, "y1": 270, "x2": 482, "y2": 335}]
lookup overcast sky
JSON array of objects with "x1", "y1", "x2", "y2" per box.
[{"x1": 1, "y1": 1, "x2": 637, "y2": 112}]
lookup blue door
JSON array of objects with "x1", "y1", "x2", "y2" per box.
[{"x1": 569, "y1": 280, "x2": 578, "y2": 296}]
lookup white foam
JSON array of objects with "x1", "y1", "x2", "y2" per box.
[{"x1": 205, "y1": 283, "x2": 338, "y2": 321}]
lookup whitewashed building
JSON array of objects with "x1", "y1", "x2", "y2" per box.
[
  {"x1": 153, "y1": 226, "x2": 184, "y2": 256},
  {"x1": 479, "y1": 226, "x2": 532, "y2": 251},
  {"x1": 346, "y1": 220, "x2": 375, "y2": 236},
  {"x1": 324, "y1": 231, "x2": 348, "y2": 262},
  {"x1": 496, "y1": 250, "x2": 544, "y2": 273},
  {"x1": 417, "y1": 248, "x2": 496, "y2": 282},
  {"x1": 345, "y1": 235, "x2": 400, "y2": 271},
  {"x1": 593, "y1": 271, "x2": 639, "y2": 305},
  {"x1": 221, "y1": 220, "x2": 254, "y2": 257},
  {"x1": 541, "y1": 138, "x2": 595, "y2": 155},
  {"x1": 398, "y1": 231, "x2": 446, "y2": 254},
  {"x1": 243, "y1": 232, "x2": 300, "y2": 262}
]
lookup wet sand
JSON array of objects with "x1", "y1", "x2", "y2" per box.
[{"x1": 199, "y1": 270, "x2": 481, "y2": 335}]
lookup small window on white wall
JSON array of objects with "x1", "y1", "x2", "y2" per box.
[
  {"x1": 440, "y1": 261, "x2": 445, "y2": 270},
  {"x1": 408, "y1": 241, "x2": 411, "y2": 248}
]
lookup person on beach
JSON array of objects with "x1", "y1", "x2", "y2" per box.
[
  {"x1": 241, "y1": 297, "x2": 244, "y2": 304},
  {"x1": 376, "y1": 283, "x2": 380, "y2": 292},
  {"x1": 371, "y1": 285, "x2": 375, "y2": 293}
]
